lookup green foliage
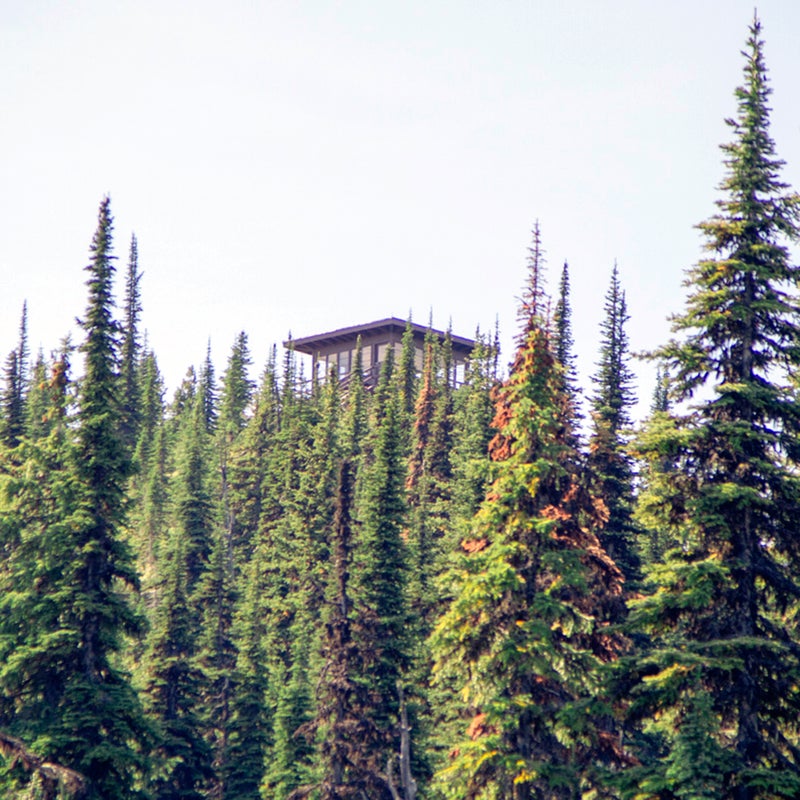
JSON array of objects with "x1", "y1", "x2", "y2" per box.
[
  {"x1": 552, "y1": 261, "x2": 582, "y2": 425},
  {"x1": 218, "y1": 332, "x2": 254, "y2": 440},
  {"x1": 624, "y1": 17, "x2": 800, "y2": 798},
  {"x1": 142, "y1": 530, "x2": 212, "y2": 800},
  {"x1": 224, "y1": 560, "x2": 271, "y2": 799},
  {"x1": 0, "y1": 198, "x2": 152, "y2": 800},
  {"x1": 120, "y1": 235, "x2": 143, "y2": 454},
  {"x1": 588, "y1": 264, "x2": 641, "y2": 586},
  {"x1": 431, "y1": 258, "x2": 625, "y2": 799}
]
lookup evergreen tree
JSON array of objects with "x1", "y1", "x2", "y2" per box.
[
  {"x1": 406, "y1": 336, "x2": 454, "y2": 625},
  {"x1": 196, "y1": 525, "x2": 238, "y2": 800},
  {"x1": 171, "y1": 366, "x2": 196, "y2": 418},
  {"x1": 431, "y1": 230, "x2": 625, "y2": 800},
  {"x1": 623, "y1": 18, "x2": 800, "y2": 798},
  {"x1": 175, "y1": 392, "x2": 215, "y2": 598},
  {"x1": 449, "y1": 332, "x2": 497, "y2": 542},
  {"x1": 120, "y1": 234, "x2": 143, "y2": 453},
  {"x1": 1, "y1": 198, "x2": 152, "y2": 799},
  {"x1": 353, "y1": 350, "x2": 414, "y2": 798},
  {"x1": 224, "y1": 559, "x2": 271, "y2": 800},
  {"x1": 23, "y1": 348, "x2": 49, "y2": 441},
  {"x1": 0, "y1": 303, "x2": 30, "y2": 449},
  {"x1": 219, "y1": 332, "x2": 254, "y2": 440},
  {"x1": 341, "y1": 338, "x2": 368, "y2": 459},
  {"x1": 519, "y1": 221, "x2": 546, "y2": 336},
  {"x1": 650, "y1": 365, "x2": 669, "y2": 414},
  {"x1": 264, "y1": 608, "x2": 316, "y2": 800},
  {"x1": 588, "y1": 264, "x2": 640, "y2": 585},
  {"x1": 226, "y1": 348, "x2": 282, "y2": 574},
  {"x1": 396, "y1": 320, "x2": 418, "y2": 423},
  {"x1": 306, "y1": 460, "x2": 380, "y2": 799},
  {"x1": 552, "y1": 261, "x2": 582, "y2": 422},
  {"x1": 199, "y1": 340, "x2": 218, "y2": 435},
  {"x1": 133, "y1": 351, "x2": 165, "y2": 473},
  {"x1": 66, "y1": 197, "x2": 152, "y2": 799},
  {"x1": 142, "y1": 530, "x2": 213, "y2": 800},
  {"x1": 0, "y1": 348, "x2": 79, "y2": 797},
  {"x1": 129, "y1": 350, "x2": 166, "y2": 594},
  {"x1": 17, "y1": 301, "x2": 29, "y2": 406},
  {"x1": 0, "y1": 351, "x2": 23, "y2": 449}
]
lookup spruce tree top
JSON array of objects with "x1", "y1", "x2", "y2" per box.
[{"x1": 660, "y1": 16, "x2": 800, "y2": 400}]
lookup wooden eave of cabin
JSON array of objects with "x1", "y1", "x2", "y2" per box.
[
  {"x1": 285, "y1": 317, "x2": 476, "y2": 387},
  {"x1": 286, "y1": 317, "x2": 475, "y2": 359}
]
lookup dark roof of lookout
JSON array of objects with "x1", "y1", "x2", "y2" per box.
[{"x1": 286, "y1": 317, "x2": 476, "y2": 356}]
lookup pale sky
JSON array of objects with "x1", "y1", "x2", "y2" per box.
[{"x1": 3, "y1": 1, "x2": 800, "y2": 417}]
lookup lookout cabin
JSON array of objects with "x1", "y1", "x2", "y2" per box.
[{"x1": 287, "y1": 317, "x2": 476, "y2": 388}]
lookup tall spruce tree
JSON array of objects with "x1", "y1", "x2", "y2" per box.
[
  {"x1": 623, "y1": 18, "x2": 800, "y2": 799},
  {"x1": 306, "y1": 459, "x2": 379, "y2": 799},
  {"x1": 224, "y1": 558, "x2": 271, "y2": 800},
  {"x1": 142, "y1": 529, "x2": 213, "y2": 800},
  {"x1": 120, "y1": 234, "x2": 143, "y2": 453},
  {"x1": 23, "y1": 348, "x2": 49, "y2": 441},
  {"x1": 219, "y1": 332, "x2": 254, "y2": 440},
  {"x1": 225, "y1": 349, "x2": 280, "y2": 575},
  {"x1": 431, "y1": 228, "x2": 625, "y2": 800},
  {"x1": 199, "y1": 340, "x2": 218, "y2": 435},
  {"x1": 552, "y1": 261, "x2": 582, "y2": 425},
  {"x1": 0, "y1": 346, "x2": 79, "y2": 796},
  {"x1": 353, "y1": 349, "x2": 415, "y2": 799},
  {"x1": 175, "y1": 391, "x2": 215, "y2": 598},
  {"x1": 0, "y1": 351, "x2": 23, "y2": 449},
  {"x1": 24, "y1": 197, "x2": 151, "y2": 799},
  {"x1": 448, "y1": 331, "x2": 497, "y2": 543},
  {"x1": 0, "y1": 304, "x2": 30, "y2": 449},
  {"x1": 588, "y1": 264, "x2": 640, "y2": 585}
]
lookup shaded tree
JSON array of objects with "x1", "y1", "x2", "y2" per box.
[
  {"x1": 622, "y1": 18, "x2": 800, "y2": 798},
  {"x1": 431, "y1": 228, "x2": 625, "y2": 800},
  {"x1": 588, "y1": 264, "x2": 640, "y2": 585}
]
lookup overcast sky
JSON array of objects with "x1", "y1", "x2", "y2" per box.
[{"x1": 3, "y1": 1, "x2": 800, "y2": 417}]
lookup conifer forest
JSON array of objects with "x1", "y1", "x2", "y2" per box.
[{"x1": 4, "y1": 17, "x2": 800, "y2": 800}]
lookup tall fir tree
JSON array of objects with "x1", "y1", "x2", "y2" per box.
[
  {"x1": 396, "y1": 320, "x2": 419, "y2": 424},
  {"x1": 0, "y1": 351, "x2": 23, "y2": 449},
  {"x1": 353, "y1": 349, "x2": 415, "y2": 799},
  {"x1": 449, "y1": 331, "x2": 497, "y2": 544},
  {"x1": 120, "y1": 234, "x2": 143, "y2": 453},
  {"x1": 219, "y1": 332, "x2": 254, "y2": 440},
  {"x1": 16, "y1": 301, "x2": 29, "y2": 407},
  {"x1": 128, "y1": 350, "x2": 167, "y2": 597},
  {"x1": 142, "y1": 529, "x2": 213, "y2": 800},
  {"x1": 174, "y1": 391, "x2": 215, "y2": 599},
  {"x1": 622, "y1": 18, "x2": 800, "y2": 799},
  {"x1": 305, "y1": 459, "x2": 381, "y2": 799},
  {"x1": 199, "y1": 340, "x2": 218, "y2": 435},
  {"x1": 23, "y1": 348, "x2": 49, "y2": 441},
  {"x1": 431, "y1": 228, "x2": 625, "y2": 800},
  {"x1": 67, "y1": 197, "x2": 152, "y2": 799},
  {"x1": 587, "y1": 264, "x2": 640, "y2": 585},
  {"x1": 0, "y1": 303, "x2": 30, "y2": 449},
  {"x1": 0, "y1": 344, "x2": 79, "y2": 796},
  {"x1": 223, "y1": 558, "x2": 272, "y2": 800},
  {"x1": 552, "y1": 261, "x2": 582, "y2": 425},
  {"x1": 196, "y1": 524, "x2": 239, "y2": 800}
]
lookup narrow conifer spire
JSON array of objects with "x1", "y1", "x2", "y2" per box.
[
  {"x1": 552, "y1": 260, "x2": 582, "y2": 425},
  {"x1": 518, "y1": 220, "x2": 547, "y2": 337},
  {"x1": 625, "y1": 18, "x2": 800, "y2": 796},
  {"x1": 120, "y1": 234, "x2": 142, "y2": 452},
  {"x1": 432, "y1": 226, "x2": 625, "y2": 800}
]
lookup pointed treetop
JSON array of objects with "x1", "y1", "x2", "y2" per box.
[{"x1": 518, "y1": 220, "x2": 547, "y2": 337}]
